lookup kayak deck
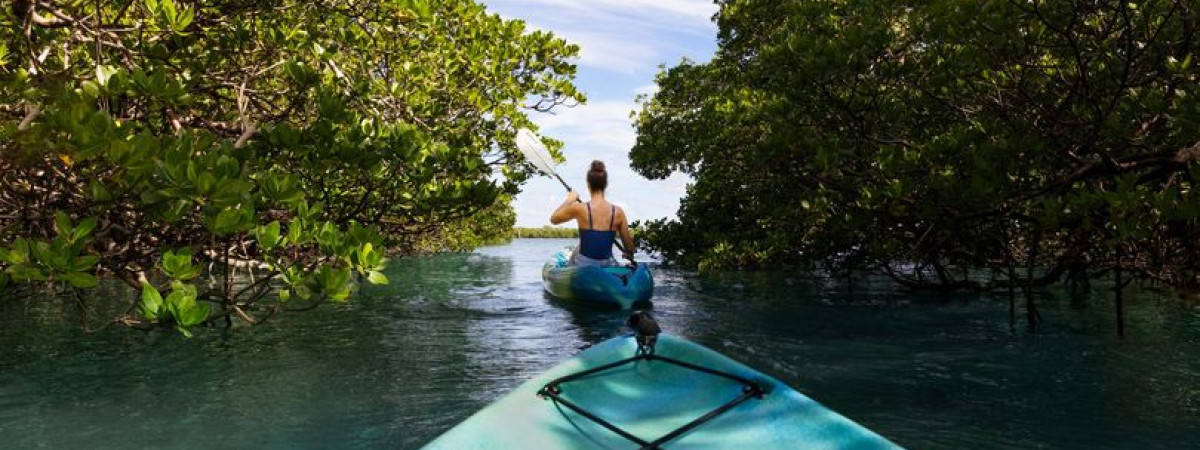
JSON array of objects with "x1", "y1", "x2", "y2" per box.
[
  {"x1": 542, "y1": 250, "x2": 653, "y2": 309},
  {"x1": 423, "y1": 334, "x2": 901, "y2": 449}
]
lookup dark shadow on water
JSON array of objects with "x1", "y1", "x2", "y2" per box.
[{"x1": 543, "y1": 292, "x2": 636, "y2": 348}]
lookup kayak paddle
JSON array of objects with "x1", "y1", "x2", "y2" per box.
[
  {"x1": 514, "y1": 128, "x2": 633, "y2": 262},
  {"x1": 516, "y1": 128, "x2": 574, "y2": 193}
]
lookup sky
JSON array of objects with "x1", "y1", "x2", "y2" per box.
[{"x1": 480, "y1": 0, "x2": 720, "y2": 227}]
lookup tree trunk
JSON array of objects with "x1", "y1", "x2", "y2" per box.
[
  {"x1": 1026, "y1": 227, "x2": 1044, "y2": 331},
  {"x1": 1000, "y1": 225, "x2": 1017, "y2": 332},
  {"x1": 1115, "y1": 248, "x2": 1125, "y2": 338}
]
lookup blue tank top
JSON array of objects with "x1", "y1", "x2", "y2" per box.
[{"x1": 579, "y1": 203, "x2": 616, "y2": 260}]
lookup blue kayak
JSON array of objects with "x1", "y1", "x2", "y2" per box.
[
  {"x1": 423, "y1": 333, "x2": 902, "y2": 449},
  {"x1": 541, "y1": 250, "x2": 653, "y2": 309}
]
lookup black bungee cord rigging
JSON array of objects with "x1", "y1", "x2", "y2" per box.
[{"x1": 537, "y1": 311, "x2": 767, "y2": 449}]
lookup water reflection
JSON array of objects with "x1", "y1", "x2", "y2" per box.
[
  {"x1": 544, "y1": 292, "x2": 631, "y2": 347},
  {"x1": 0, "y1": 239, "x2": 1198, "y2": 449}
]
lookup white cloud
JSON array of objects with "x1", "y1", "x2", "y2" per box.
[
  {"x1": 534, "y1": 100, "x2": 636, "y2": 148},
  {"x1": 488, "y1": 0, "x2": 717, "y2": 74},
  {"x1": 547, "y1": 29, "x2": 656, "y2": 75},
  {"x1": 484, "y1": 0, "x2": 714, "y2": 226},
  {"x1": 622, "y1": 0, "x2": 717, "y2": 22},
  {"x1": 492, "y1": 0, "x2": 716, "y2": 33}
]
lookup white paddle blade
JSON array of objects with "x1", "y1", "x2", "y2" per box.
[{"x1": 515, "y1": 128, "x2": 558, "y2": 175}]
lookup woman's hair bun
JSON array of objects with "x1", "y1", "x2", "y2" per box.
[{"x1": 587, "y1": 160, "x2": 608, "y2": 191}]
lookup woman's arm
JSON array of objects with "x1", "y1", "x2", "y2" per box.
[
  {"x1": 616, "y1": 208, "x2": 636, "y2": 264},
  {"x1": 549, "y1": 190, "x2": 580, "y2": 225}
]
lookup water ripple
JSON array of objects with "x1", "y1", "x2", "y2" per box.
[{"x1": 0, "y1": 239, "x2": 1198, "y2": 449}]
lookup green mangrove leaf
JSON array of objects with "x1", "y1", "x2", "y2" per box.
[
  {"x1": 96, "y1": 65, "x2": 118, "y2": 87},
  {"x1": 211, "y1": 207, "x2": 253, "y2": 235},
  {"x1": 61, "y1": 271, "x2": 99, "y2": 289},
  {"x1": 366, "y1": 270, "x2": 388, "y2": 285},
  {"x1": 1, "y1": 239, "x2": 29, "y2": 264},
  {"x1": 161, "y1": 249, "x2": 200, "y2": 280},
  {"x1": 141, "y1": 283, "x2": 164, "y2": 320},
  {"x1": 178, "y1": 301, "x2": 209, "y2": 327},
  {"x1": 54, "y1": 211, "x2": 73, "y2": 235},
  {"x1": 7, "y1": 265, "x2": 46, "y2": 282},
  {"x1": 165, "y1": 283, "x2": 199, "y2": 321},
  {"x1": 254, "y1": 221, "x2": 283, "y2": 250},
  {"x1": 71, "y1": 255, "x2": 99, "y2": 272},
  {"x1": 73, "y1": 217, "x2": 98, "y2": 243}
]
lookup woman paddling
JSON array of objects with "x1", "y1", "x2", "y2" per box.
[{"x1": 550, "y1": 160, "x2": 635, "y2": 266}]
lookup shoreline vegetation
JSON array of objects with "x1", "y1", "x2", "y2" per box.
[{"x1": 512, "y1": 227, "x2": 579, "y2": 239}]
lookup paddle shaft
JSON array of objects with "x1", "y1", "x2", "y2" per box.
[{"x1": 552, "y1": 173, "x2": 572, "y2": 192}]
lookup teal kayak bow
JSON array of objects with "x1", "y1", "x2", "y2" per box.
[{"x1": 423, "y1": 331, "x2": 902, "y2": 449}]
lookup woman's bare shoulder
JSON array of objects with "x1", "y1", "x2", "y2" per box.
[{"x1": 570, "y1": 202, "x2": 589, "y2": 216}]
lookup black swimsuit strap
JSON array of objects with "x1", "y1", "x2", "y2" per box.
[{"x1": 586, "y1": 202, "x2": 593, "y2": 229}]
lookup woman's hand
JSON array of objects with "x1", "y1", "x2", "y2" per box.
[{"x1": 550, "y1": 191, "x2": 580, "y2": 224}]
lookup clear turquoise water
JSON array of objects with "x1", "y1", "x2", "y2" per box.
[{"x1": 1, "y1": 239, "x2": 1198, "y2": 449}]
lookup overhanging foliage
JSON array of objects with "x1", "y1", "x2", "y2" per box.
[{"x1": 0, "y1": 0, "x2": 582, "y2": 334}]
